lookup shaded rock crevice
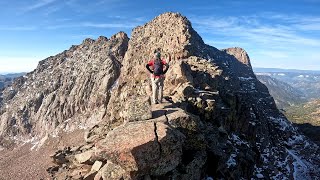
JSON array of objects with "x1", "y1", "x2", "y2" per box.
[{"x1": 153, "y1": 122, "x2": 163, "y2": 160}]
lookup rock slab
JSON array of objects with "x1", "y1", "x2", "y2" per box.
[{"x1": 95, "y1": 120, "x2": 185, "y2": 178}]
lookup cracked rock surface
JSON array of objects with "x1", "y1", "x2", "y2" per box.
[{"x1": 48, "y1": 102, "x2": 189, "y2": 179}]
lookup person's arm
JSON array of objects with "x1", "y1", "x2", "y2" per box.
[
  {"x1": 163, "y1": 54, "x2": 171, "y2": 74},
  {"x1": 146, "y1": 64, "x2": 153, "y2": 73},
  {"x1": 163, "y1": 63, "x2": 169, "y2": 74}
]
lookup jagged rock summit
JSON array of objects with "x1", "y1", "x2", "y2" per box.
[
  {"x1": 0, "y1": 32, "x2": 128, "y2": 141},
  {"x1": 1, "y1": 12, "x2": 320, "y2": 180}
]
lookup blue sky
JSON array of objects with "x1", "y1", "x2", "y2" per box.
[{"x1": 0, "y1": 0, "x2": 319, "y2": 73}]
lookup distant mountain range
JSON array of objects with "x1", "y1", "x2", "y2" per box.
[
  {"x1": 254, "y1": 68, "x2": 320, "y2": 100},
  {"x1": 255, "y1": 68, "x2": 320, "y2": 145},
  {"x1": 0, "y1": 73, "x2": 25, "y2": 89},
  {"x1": 256, "y1": 75, "x2": 306, "y2": 109},
  {"x1": 254, "y1": 67, "x2": 320, "y2": 74}
]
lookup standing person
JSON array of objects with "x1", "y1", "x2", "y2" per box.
[{"x1": 146, "y1": 50, "x2": 170, "y2": 104}]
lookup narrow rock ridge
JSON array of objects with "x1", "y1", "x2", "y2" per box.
[{"x1": 48, "y1": 12, "x2": 319, "y2": 179}]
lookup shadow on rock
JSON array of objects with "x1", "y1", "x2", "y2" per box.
[{"x1": 294, "y1": 123, "x2": 320, "y2": 145}]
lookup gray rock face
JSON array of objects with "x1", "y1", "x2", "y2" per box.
[{"x1": 0, "y1": 32, "x2": 129, "y2": 141}]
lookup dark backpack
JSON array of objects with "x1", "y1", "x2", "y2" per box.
[{"x1": 153, "y1": 59, "x2": 164, "y2": 76}]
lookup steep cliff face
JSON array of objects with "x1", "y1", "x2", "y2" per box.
[
  {"x1": 1, "y1": 12, "x2": 319, "y2": 180},
  {"x1": 0, "y1": 32, "x2": 129, "y2": 142}
]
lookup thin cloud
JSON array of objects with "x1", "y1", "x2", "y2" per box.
[
  {"x1": 43, "y1": 4, "x2": 61, "y2": 16},
  {"x1": 191, "y1": 14, "x2": 320, "y2": 47},
  {"x1": 258, "y1": 51, "x2": 290, "y2": 59},
  {"x1": 46, "y1": 21, "x2": 139, "y2": 30},
  {"x1": 46, "y1": 24, "x2": 73, "y2": 30},
  {"x1": 81, "y1": 22, "x2": 138, "y2": 29},
  {"x1": 260, "y1": 12, "x2": 320, "y2": 31},
  {"x1": 0, "y1": 26, "x2": 37, "y2": 31},
  {"x1": 22, "y1": 0, "x2": 57, "y2": 12},
  {"x1": 295, "y1": 23, "x2": 320, "y2": 31},
  {"x1": 65, "y1": 0, "x2": 123, "y2": 14},
  {"x1": 190, "y1": 13, "x2": 320, "y2": 69}
]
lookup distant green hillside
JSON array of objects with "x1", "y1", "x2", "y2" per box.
[{"x1": 285, "y1": 99, "x2": 320, "y2": 144}]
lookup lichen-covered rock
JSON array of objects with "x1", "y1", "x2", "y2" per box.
[
  {"x1": 99, "y1": 161, "x2": 128, "y2": 180},
  {"x1": 123, "y1": 96, "x2": 152, "y2": 122}
]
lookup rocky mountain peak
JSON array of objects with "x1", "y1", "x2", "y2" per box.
[
  {"x1": 0, "y1": 32, "x2": 128, "y2": 140},
  {"x1": 223, "y1": 47, "x2": 252, "y2": 67},
  {"x1": 128, "y1": 12, "x2": 209, "y2": 62},
  {"x1": 110, "y1": 31, "x2": 128, "y2": 40}
]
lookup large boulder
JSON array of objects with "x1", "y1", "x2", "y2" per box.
[{"x1": 95, "y1": 120, "x2": 185, "y2": 178}]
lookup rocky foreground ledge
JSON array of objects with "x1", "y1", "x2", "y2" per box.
[{"x1": 48, "y1": 101, "x2": 206, "y2": 179}]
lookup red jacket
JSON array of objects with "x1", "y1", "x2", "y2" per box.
[{"x1": 147, "y1": 59, "x2": 168, "y2": 78}]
